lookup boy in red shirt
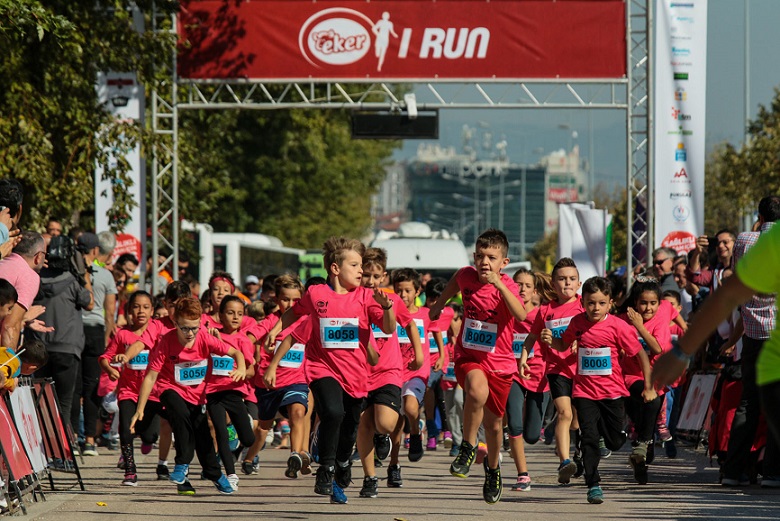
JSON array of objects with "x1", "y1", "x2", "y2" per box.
[
  {"x1": 428, "y1": 228, "x2": 527, "y2": 504},
  {"x1": 559, "y1": 277, "x2": 655, "y2": 504}
]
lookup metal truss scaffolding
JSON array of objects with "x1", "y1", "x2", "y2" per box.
[{"x1": 150, "y1": 1, "x2": 651, "y2": 292}]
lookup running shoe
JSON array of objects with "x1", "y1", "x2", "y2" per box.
[
  {"x1": 117, "y1": 455, "x2": 125, "y2": 470},
  {"x1": 587, "y1": 485, "x2": 604, "y2": 504},
  {"x1": 511, "y1": 474, "x2": 531, "y2": 492},
  {"x1": 761, "y1": 476, "x2": 780, "y2": 488},
  {"x1": 82, "y1": 443, "x2": 98, "y2": 457},
  {"x1": 141, "y1": 443, "x2": 153, "y2": 455},
  {"x1": 449, "y1": 446, "x2": 459, "y2": 457},
  {"x1": 403, "y1": 436, "x2": 410, "y2": 449},
  {"x1": 483, "y1": 466, "x2": 502, "y2": 504},
  {"x1": 443, "y1": 431, "x2": 453, "y2": 449},
  {"x1": 426, "y1": 436, "x2": 437, "y2": 451},
  {"x1": 629, "y1": 452, "x2": 648, "y2": 485},
  {"x1": 241, "y1": 460, "x2": 255, "y2": 476},
  {"x1": 374, "y1": 434, "x2": 391, "y2": 460},
  {"x1": 156, "y1": 464, "x2": 170, "y2": 480},
  {"x1": 122, "y1": 472, "x2": 138, "y2": 487},
  {"x1": 664, "y1": 439, "x2": 678, "y2": 459},
  {"x1": 359, "y1": 476, "x2": 379, "y2": 498},
  {"x1": 314, "y1": 465, "x2": 334, "y2": 496},
  {"x1": 409, "y1": 434, "x2": 424, "y2": 462},
  {"x1": 721, "y1": 474, "x2": 750, "y2": 487},
  {"x1": 503, "y1": 428, "x2": 510, "y2": 451},
  {"x1": 286, "y1": 452, "x2": 303, "y2": 479},
  {"x1": 227, "y1": 474, "x2": 239, "y2": 491},
  {"x1": 330, "y1": 481, "x2": 348, "y2": 504},
  {"x1": 599, "y1": 437, "x2": 611, "y2": 458},
  {"x1": 335, "y1": 460, "x2": 352, "y2": 488},
  {"x1": 646, "y1": 442, "x2": 656, "y2": 465},
  {"x1": 475, "y1": 442, "x2": 488, "y2": 465},
  {"x1": 300, "y1": 452, "x2": 312, "y2": 475},
  {"x1": 213, "y1": 474, "x2": 235, "y2": 494},
  {"x1": 387, "y1": 464, "x2": 403, "y2": 488},
  {"x1": 169, "y1": 464, "x2": 189, "y2": 485},
  {"x1": 252, "y1": 455, "x2": 260, "y2": 474},
  {"x1": 657, "y1": 424, "x2": 672, "y2": 443},
  {"x1": 450, "y1": 441, "x2": 476, "y2": 478},
  {"x1": 557, "y1": 459, "x2": 577, "y2": 484},
  {"x1": 177, "y1": 479, "x2": 196, "y2": 496}
]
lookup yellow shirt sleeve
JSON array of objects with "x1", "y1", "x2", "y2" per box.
[{"x1": 736, "y1": 224, "x2": 780, "y2": 295}]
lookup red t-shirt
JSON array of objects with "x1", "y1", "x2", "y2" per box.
[
  {"x1": 513, "y1": 307, "x2": 549, "y2": 393},
  {"x1": 205, "y1": 331, "x2": 255, "y2": 395},
  {"x1": 453, "y1": 266, "x2": 522, "y2": 376},
  {"x1": 621, "y1": 299, "x2": 679, "y2": 389},
  {"x1": 368, "y1": 293, "x2": 411, "y2": 391},
  {"x1": 562, "y1": 313, "x2": 642, "y2": 400},
  {"x1": 531, "y1": 298, "x2": 584, "y2": 380},
  {"x1": 148, "y1": 329, "x2": 230, "y2": 405},
  {"x1": 428, "y1": 306, "x2": 454, "y2": 369},
  {"x1": 401, "y1": 307, "x2": 431, "y2": 383},
  {"x1": 291, "y1": 284, "x2": 384, "y2": 399},
  {"x1": 100, "y1": 327, "x2": 152, "y2": 402}
]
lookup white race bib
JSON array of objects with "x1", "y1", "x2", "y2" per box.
[
  {"x1": 462, "y1": 319, "x2": 498, "y2": 353},
  {"x1": 397, "y1": 319, "x2": 425, "y2": 345},
  {"x1": 278, "y1": 342, "x2": 305, "y2": 369},
  {"x1": 512, "y1": 333, "x2": 529, "y2": 359},
  {"x1": 211, "y1": 355, "x2": 235, "y2": 377},
  {"x1": 371, "y1": 323, "x2": 391, "y2": 339},
  {"x1": 127, "y1": 349, "x2": 149, "y2": 371},
  {"x1": 545, "y1": 316, "x2": 573, "y2": 340},
  {"x1": 578, "y1": 347, "x2": 613, "y2": 376},
  {"x1": 174, "y1": 359, "x2": 208, "y2": 386},
  {"x1": 443, "y1": 362, "x2": 457, "y2": 382},
  {"x1": 320, "y1": 318, "x2": 360, "y2": 349}
]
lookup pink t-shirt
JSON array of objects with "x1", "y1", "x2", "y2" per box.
[
  {"x1": 530, "y1": 298, "x2": 584, "y2": 380},
  {"x1": 0, "y1": 253, "x2": 40, "y2": 310},
  {"x1": 621, "y1": 299, "x2": 679, "y2": 388},
  {"x1": 202, "y1": 313, "x2": 260, "y2": 342},
  {"x1": 562, "y1": 313, "x2": 641, "y2": 400},
  {"x1": 255, "y1": 314, "x2": 308, "y2": 390},
  {"x1": 100, "y1": 327, "x2": 152, "y2": 402},
  {"x1": 292, "y1": 284, "x2": 384, "y2": 399},
  {"x1": 513, "y1": 307, "x2": 549, "y2": 393},
  {"x1": 253, "y1": 313, "x2": 280, "y2": 389},
  {"x1": 148, "y1": 328, "x2": 230, "y2": 405},
  {"x1": 368, "y1": 292, "x2": 411, "y2": 391},
  {"x1": 401, "y1": 307, "x2": 431, "y2": 383},
  {"x1": 205, "y1": 331, "x2": 255, "y2": 395},
  {"x1": 428, "y1": 306, "x2": 454, "y2": 368},
  {"x1": 453, "y1": 267, "x2": 522, "y2": 376},
  {"x1": 138, "y1": 317, "x2": 176, "y2": 401}
]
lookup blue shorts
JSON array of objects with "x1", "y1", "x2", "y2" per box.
[
  {"x1": 255, "y1": 384, "x2": 309, "y2": 422},
  {"x1": 402, "y1": 377, "x2": 426, "y2": 405},
  {"x1": 428, "y1": 368, "x2": 443, "y2": 389}
]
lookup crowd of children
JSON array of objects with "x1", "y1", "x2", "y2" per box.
[{"x1": 98, "y1": 227, "x2": 699, "y2": 505}]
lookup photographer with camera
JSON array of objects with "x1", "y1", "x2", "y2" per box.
[
  {"x1": 73, "y1": 232, "x2": 117, "y2": 456},
  {"x1": 32, "y1": 235, "x2": 93, "y2": 437}
]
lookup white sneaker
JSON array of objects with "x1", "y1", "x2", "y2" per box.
[
  {"x1": 265, "y1": 430, "x2": 274, "y2": 445},
  {"x1": 227, "y1": 473, "x2": 239, "y2": 491}
]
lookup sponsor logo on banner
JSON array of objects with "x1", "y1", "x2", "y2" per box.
[
  {"x1": 670, "y1": 190, "x2": 692, "y2": 199},
  {"x1": 299, "y1": 8, "x2": 490, "y2": 71},
  {"x1": 662, "y1": 230, "x2": 697, "y2": 254},
  {"x1": 672, "y1": 167, "x2": 691, "y2": 184},
  {"x1": 673, "y1": 204, "x2": 691, "y2": 222},
  {"x1": 675, "y1": 143, "x2": 687, "y2": 161},
  {"x1": 547, "y1": 188, "x2": 579, "y2": 203},
  {"x1": 674, "y1": 72, "x2": 689, "y2": 80},
  {"x1": 670, "y1": 2, "x2": 694, "y2": 8},
  {"x1": 668, "y1": 126, "x2": 693, "y2": 136},
  {"x1": 671, "y1": 107, "x2": 691, "y2": 121},
  {"x1": 675, "y1": 88, "x2": 688, "y2": 101},
  {"x1": 672, "y1": 47, "x2": 691, "y2": 57}
]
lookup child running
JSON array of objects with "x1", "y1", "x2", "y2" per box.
[
  {"x1": 130, "y1": 297, "x2": 246, "y2": 495},
  {"x1": 521, "y1": 257, "x2": 584, "y2": 484},
  {"x1": 265, "y1": 237, "x2": 395, "y2": 504},
  {"x1": 428, "y1": 228, "x2": 527, "y2": 504},
  {"x1": 423, "y1": 278, "x2": 453, "y2": 451},
  {"x1": 560, "y1": 277, "x2": 655, "y2": 504}
]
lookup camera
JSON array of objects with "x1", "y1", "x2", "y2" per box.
[{"x1": 47, "y1": 236, "x2": 92, "y2": 287}]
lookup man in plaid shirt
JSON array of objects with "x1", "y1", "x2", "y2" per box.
[{"x1": 722, "y1": 195, "x2": 780, "y2": 487}]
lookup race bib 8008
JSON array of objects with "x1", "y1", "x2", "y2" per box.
[
  {"x1": 578, "y1": 347, "x2": 613, "y2": 376},
  {"x1": 320, "y1": 318, "x2": 360, "y2": 349}
]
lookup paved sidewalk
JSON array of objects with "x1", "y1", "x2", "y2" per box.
[{"x1": 27, "y1": 440, "x2": 780, "y2": 520}]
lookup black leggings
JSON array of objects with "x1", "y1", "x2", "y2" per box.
[
  {"x1": 207, "y1": 390, "x2": 255, "y2": 476},
  {"x1": 573, "y1": 397, "x2": 627, "y2": 488},
  {"x1": 625, "y1": 380, "x2": 663, "y2": 443},
  {"x1": 76, "y1": 325, "x2": 106, "y2": 438},
  {"x1": 310, "y1": 377, "x2": 363, "y2": 468},
  {"x1": 35, "y1": 352, "x2": 79, "y2": 429},
  {"x1": 160, "y1": 390, "x2": 221, "y2": 480},
  {"x1": 505, "y1": 381, "x2": 550, "y2": 443},
  {"x1": 119, "y1": 399, "x2": 161, "y2": 446}
]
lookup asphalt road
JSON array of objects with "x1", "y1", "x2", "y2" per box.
[{"x1": 25, "y1": 438, "x2": 780, "y2": 521}]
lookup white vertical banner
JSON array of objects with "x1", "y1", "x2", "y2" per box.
[
  {"x1": 558, "y1": 203, "x2": 612, "y2": 284},
  {"x1": 654, "y1": 0, "x2": 707, "y2": 254},
  {"x1": 95, "y1": 72, "x2": 145, "y2": 265}
]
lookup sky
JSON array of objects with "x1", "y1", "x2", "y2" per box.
[{"x1": 393, "y1": 0, "x2": 780, "y2": 189}]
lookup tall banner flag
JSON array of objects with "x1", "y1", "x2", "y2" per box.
[{"x1": 654, "y1": 0, "x2": 707, "y2": 253}]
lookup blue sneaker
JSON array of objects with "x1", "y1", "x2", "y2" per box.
[
  {"x1": 213, "y1": 474, "x2": 235, "y2": 495},
  {"x1": 169, "y1": 464, "x2": 189, "y2": 485},
  {"x1": 557, "y1": 459, "x2": 577, "y2": 484},
  {"x1": 587, "y1": 485, "x2": 604, "y2": 504},
  {"x1": 330, "y1": 481, "x2": 348, "y2": 504}
]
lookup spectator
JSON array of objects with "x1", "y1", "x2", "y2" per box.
[
  {"x1": 113, "y1": 268, "x2": 129, "y2": 328},
  {"x1": 32, "y1": 235, "x2": 93, "y2": 434},
  {"x1": 687, "y1": 229, "x2": 736, "y2": 293},
  {"x1": 145, "y1": 253, "x2": 171, "y2": 293},
  {"x1": 75, "y1": 232, "x2": 117, "y2": 455},
  {"x1": 115, "y1": 253, "x2": 139, "y2": 281},
  {"x1": 0, "y1": 179, "x2": 24, "y2": 259},
  {"x1": 178, "y1": 250, "x2": 191, "y2": 279},
  {"x1": 46, "y1": 219, "x2": 63, "y2": 237},
  {"x1": 672, "y1": 256, "x2": 700, "y2": 319},
  {"x1": 0, "y1": 231, "x2": 46, "y2": 349},
  {"x1": 244, "y1": 275, "x2": 260, "y2": 301},
  {"x1": 652, "y1": 247, "x2": 680, "y2": 293},
  {"x1": 260, "y1": 274, "x2": 278, "y2": 303}
]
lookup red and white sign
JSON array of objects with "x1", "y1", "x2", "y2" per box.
[
  {"x1": 179, "y1": 0, "x2": 626, "y2": 80},
  {"x1": 661, "y1": 230, "x2": 696, "y2": 255},
  {"x1": 111, "y1": 233, "x2": 143, "y2": 266},
  {"x1": 547, "y1": 188, "x2": 579, "y2": 203},
  {"x1": 0, "y1": 399, "x2": 33, "y2": 479},
  {"x1": 8, "y1": 386, "x2": 47, "y2": 472}
]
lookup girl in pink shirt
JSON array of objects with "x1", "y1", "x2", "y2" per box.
[
  {"x1": 559, "y1": 277, "x2": 655, "y2": 504},
  {"x1": 264, "y1": 238, "x2": 395, "y2": 504},
  {"x1": 130, "y1": 297, "x2": 246, "y2": 496},
  {"x1": 99, "y1": 290, "x2": 157, "y2": 487},
  {"x1": 205, "y1": 295, "x2": 257, "y2": 490},
  {"x1": 521, "y1": 257, "x2": 584, "y2": 484},
  {"x1": 201, "y1": 271, "x2": 261, "y2": 342}
]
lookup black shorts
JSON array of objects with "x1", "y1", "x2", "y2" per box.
[
  {"x1": 245, "y1": 400, "x2": 259, "y2": 421},
  {"x1": 256, "y1": 384, "x2": 309, "y2": 422},
  {"x1": 363, "y1": 384, "x2": 402, "y2": 414},
  {"x1": 548, "y1": 373, "x2": 573, "y2": 401}
]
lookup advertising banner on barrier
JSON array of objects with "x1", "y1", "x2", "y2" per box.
[
  {"x1": 178, "y1": 0, "x2": 626, "y2": 81},
  {"x1": 677, "y1": 373, "x2": 717, "y2": 432},
  {"x1": 8, "y1": 387, "x2": 47, "y2": 472},
  {"x1": 0, "y1": 399, "x2": 33, "y2": 480},
  {"x1": 654, "y1": 0, "x2": 707, "y2": 253}
]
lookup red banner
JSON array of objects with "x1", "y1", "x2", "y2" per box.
[
  {"x1": 0, "y1": 399, "x2": 33, "y2": 480},
  {"x1": 179, "y1": 0, "x2": 626, "y2": 81}
]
